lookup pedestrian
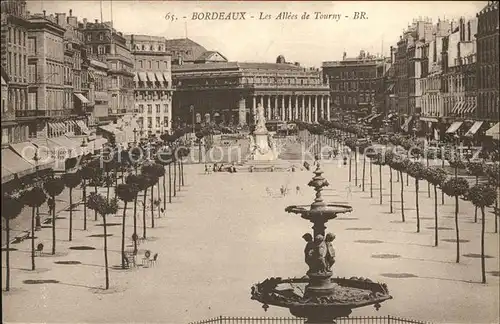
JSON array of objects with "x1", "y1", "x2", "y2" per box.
[
  {"x1": 204, "y1": 164, "x2": 209, "y2": 175},
  {"x1": 296, "y1": 186, "x2": 301, "y2": 195},
  {"x1": 47, "y1": 197, "x2": 55, "y2": 216},
  {"x1": 345, "y1": 184, "x2": 352, "y2": 200}
]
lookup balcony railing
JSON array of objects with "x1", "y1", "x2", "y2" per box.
[{"x1": 2, "y1": 111, "x2": 16, "y2": 120}]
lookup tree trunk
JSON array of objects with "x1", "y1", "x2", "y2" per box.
[
  {"x1": 379, "y1": 165, "x2": 383, "y2": 205},
  {"x1": 181, "y1": 159, "x2": 185, "y2": 186},
  {"x1": 150, "y1": 185, "x2": 155, "y2": 228},
  {"x1": 94, "y1": 185, "x2": 98, "y2": 221},
  {"x1": 355, "y1": 149, "x2": 358, "y2": 187},
  {"x1": 103, "y1": 214, "x2": 110, "y2": 290},
  {"x1": 69, "y1": 187, "x2": 73, "y2": 241},
  {"x1": 31, "y1": 207, "x2": 36, "y2": 270},
  {"x1": 142, "y1": 190, "x2": 147, "y2": 239},
  {"x1": 495, "y1": 196, "x2": 498, "y2": 234},
  {"x1": 442, "y1": 188, "x2": 445, "y2": 205},
  {"x1": 369, "y1": 158, "x2": 373, "y2": 198},
  {"x1": 83, "y1": 181, "x2": 87, "y2": 230},
  {"x1": 400, "y1": 171, "x2": 405, "y2": 222},
  {"x1": 362, "y1": 154, "x2": 366, "y2": 192},
  {"x1": 157, "y1": 181, "x2": 161, "y2": 218},
  {"x1": 474, "y1": 176, "x2": 478, "y2": 223},
  {"x1": 163, "y1": 171, "x2": 166, "y2": 210},
  {"x1": 406, "y1": 172, "x2": 409, "y2": 186},
  {"x1": 178, "y1": 161, "x2": 181, "y2": 192},
  {"x1": 52, "y1": 196, "x2": 56, "y2": 255},
  {"x1": 5, "y1": 217, "x2": 10, "y2": 291},
  {"x1": 427, "y1": 157, "x2": 431, "y2": 198},
  {"x1": 390, "y1": 167, "x2": 393, "y2": 213},
  {"x1": 121, "y1": 201, "x2": 127, "y2": 270},
  {"x1": 133, "y1": 196, "x2": 138, "y2": 255},
  {"x1": 416, "y1": 179, "x2": 420, "y2": 233},
  {"x1": 106, "y1": 171, "x2": 110, "y2": 200},
  {"x1": 481, "y1": 206, "x2": 486, "y2": 284},
  {"x1": 168, "y1": 163, "x2": 172, "y2": 203},
  {"x1": 114, "y1": 171, "x2": 118, "y2": 200},
  {"x1": 348, "y1": 153, "x2": 352, "y2": 182},
  {"x1": 173, "y1": 161, "x2": 177, "y2": 197},
  {"x1": 434, "y1": 185, "x2": 438, "y2": 247},
  {"x1": 455, "y1": 195, "x2": 460, "y2": 263},
  {"x1": 396, "y1": 169, "x2": 399, "y2": 182}
]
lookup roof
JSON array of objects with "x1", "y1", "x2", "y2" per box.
[
  {"x1": 172, "y1": 62, "x2": 306, "y2": 73},
  {"x1": 195, "y1": 51, "x2": 227, "y2": 62},
  {"x1": 166, "y1": 38, "x2": 207, "y2": 62},
  {"x1": 479, "y1": 1, "x2": 498, "y2": 15}
]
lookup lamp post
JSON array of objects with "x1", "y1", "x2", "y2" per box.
[
  {"x1": 133, "y1": 127, "x2": 137, "y2": 144},
  {"x1": 190, "y1": 105, "x2": 195, "y2": 135}
]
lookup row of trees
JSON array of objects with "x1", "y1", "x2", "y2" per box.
[
  {"x1": 301, "y1": 122, "x2": 499, "y2": 284},
  {"x1": 2, "y1": 128, "x2": 190, "y2": 291}
]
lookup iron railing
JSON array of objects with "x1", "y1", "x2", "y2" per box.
[{"x1": 188, "y1": 316, "x2": 430, "y2": 324}]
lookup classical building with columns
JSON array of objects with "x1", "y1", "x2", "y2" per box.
[{"x1": 172, "y1": 59, "x2": 330, "y2": 126}]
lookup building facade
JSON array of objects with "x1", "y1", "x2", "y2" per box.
[
  {"x1": 79, "y1": 19, "x2": 134, "y2": 121},
  {"x1": 322, "y1": 51, "x2": 387, "y2": 119},
  {"x1": 1, "y1": 0, "x2": 30, "y2": 145},
  {"x1": 476, "y1": 1, "x2": 499, "y2": 123},
  {"x1": 126, "y1": 34, "x2": 173, "y2": 135},
  {"x1": 173, "y1": 58, "x2": 330, "y2": 126}
]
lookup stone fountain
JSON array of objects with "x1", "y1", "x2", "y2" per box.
[{"x1": 251, "y1": 164, "x2": 392, "y2": 323}]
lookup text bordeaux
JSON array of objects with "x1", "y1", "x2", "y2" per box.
[{"x1": 192, "y1": 12, "x2": 247, "y2": 20}]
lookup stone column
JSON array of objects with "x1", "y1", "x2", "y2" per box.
[
  {"x1": 326, "y1": 96, "x2": 331, "y2": 120},
  {"x1": 267, "y1": 96, "x2": 271, "y2": 119},
  {"x1": 238, "y1": 96, "x2": 246, "y2": 126},
  {"x1": 252, "y1": 95, "x2": 257, "y2": 124},
  {"x1": 295, "y1": 95, "x2": 299, "y2": 120},
  {"x1": 274, "y1": 95, "x2": 278, "y2": 120},
  {"x1": 320, "y1": 96, "x2": 324, "y2": 120},
  {"x1": 308, "y1": 96, "x2": 312, "y2": 122},
  {"x1": 288, "y1": 95, "x2": 292, "y2": 121},
  {"x1": 313, "y1": 96, "x2": 318, "y2": 122},
  {"x1": 281, "y1": 95, "x2": 285, "y2": 121},
  {"x1": 301, "y1": 95, "x2": 305, "y2": 121}
]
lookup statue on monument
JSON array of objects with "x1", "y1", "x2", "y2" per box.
[
  {"x1": 254, "y1": 103, "x2": 268, "y2": 134},
  {"x1": 303, "y1": 233, "x2": 336, "y2": 274}
]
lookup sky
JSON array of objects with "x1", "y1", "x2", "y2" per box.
[{"x1": 29, "y1": 1, "x2": 487, "y2": 67}]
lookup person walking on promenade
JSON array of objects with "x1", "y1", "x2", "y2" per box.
[{"x1": 47, "y1": 197, "x2": 55, "y2": 216}]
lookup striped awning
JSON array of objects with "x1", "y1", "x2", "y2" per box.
[
  {"x1": 368, "y1": 113, "x2": 383, "y2": 123},
  {"x1": 465, "y1": 121, "x2": 484, "y2": 137},
  {"x1": 74, "y1": 93, "x2": 90, "y2": 104},
  {"x1": 162, "y1": 72, "x2": 170, "y2": 83},
  {"x1": 485, "y1": 122, "x2": 499, "y2": 140},
  {"x1": 88, "y1": 70, "x2": 95, "y2": 82},
  {"x1": 146, "y1": 72, "x2": 156, "y2": 82},
  {"x1": 137, "y1": 72, "x2": 147, "y2": 82},
  {"x1": 465, "y1": 102, "x2": 477, "y2": 114},
  {"x1": 451, "y1": 102, "x2": 462, "y2": 114},
  {"x1": 155, "y1": 72, "x2": 165, "y2": 82},
  {"x1": 58, "y1": 122, "x2": 67, "y2": 133},
  {"x1": 457, "y1": 102, "x2": 468, "y2": 114},
  {"x1": 446, "y1": 121, "x2": 463, "y2": 134},
  {"x1": 363, "y1": 113, "x2": 375, "y2": 122},
  {"x1": 402, "y1": 116, "x2": 413, "y2": 132}
]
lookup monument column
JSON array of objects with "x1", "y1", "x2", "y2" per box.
[
  {"x1": 267, "y1": 96, "x2": 271, "y2": 120},
  {"x1": 295, "y1": 95, "x2": 299, "y2": 120},
  {"x1": 287, "y1": 95, "x2": 292, "y2": 121},
  {"x1": 327, "y1": 96, "x2": 331, "y2": 120},
  {"x1": 308, "y1": 96, "x2": 312, "y2": 122},
  {"x1": 281, "y1": 95, "x2": 285, "y2": 120},
  {"x1": 238, "y1": 96, "x2": 246, "y2": 126}
]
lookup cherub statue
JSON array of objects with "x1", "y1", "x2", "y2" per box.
[
  {"x1": 302, "y1": 233, "x2": 314, "y2": 271},
  {"x1": 325, "y1": 232, "x2": 336, "y2": 271},
  {"x1": 304, "y1": 234, "x2": 328, "y2": 274}
]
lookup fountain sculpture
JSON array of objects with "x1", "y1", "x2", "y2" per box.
[
  {"x1": 251, "y1": 164, "x2": 392, "y2": 323},
  {"x1": 248, "y1": 103, "x2": 279, "y2": 161}
]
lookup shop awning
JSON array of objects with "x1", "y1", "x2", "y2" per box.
[
  {"x1": 138, "y1": 72, "x2": 147, "y2": 82},
  {"x1": 1, "y1": 147, "x2": 35, "y2": 177},
  {"x1": 2, "y1": 166, "x2": 14, "y2": 183},
  {"x1": 465, "y1": 121, "x2": 484, "y2": 137},
  {"x1": 76, "y1": 120, "x2": 91, "y2": 135},
  {"x1": 133, "y1": 72, "x2": 139, "y2": 82},
  {"x1": 146, "y1": 72, "x2": 156, "y2": 82},
  {"x1": 368, "y1": 113, "x2": 383, "y2": 123},
  {"x1": 363, "y1": 113, "x2": 375, "y2": 122},
  {"x1": 92, "y1": 137, "x2": 108, "y2": 151},
  {"x1": 47, "y1": 136, "x2": 82, "y2": 158},
  {"x1": 88, "y1": 70, "x2": 95, "y2": 82},
  {"x1": 402, "y1": 116, "x2": 413, "y2": 132},
  {"x1": 451, "y1": 102, "x2": 462, "y2": 114},
  {"x1": 386, "y1": 84, "x2": 395, "y2": 93},
  {"x1": 155, "y1": 72, "x2": 165, "y2": 82},
  {"x1": 485, "y1": 122, "x2": 499, "y2": 140},
  {"x1": 28, "y1": 137, "x2": 58, "y2": 165},
  {"x1": 162, "y1": 72, "x2": 170, "y2": 83},
  {"x1": 465, "y1": 102, "x2": 477, "y2": 114},
  {"x1": 446, "y1": 121, "x2": 463, "y2": 134},
  {"x1": 74, "y1": 93, "x2": 90, "y2": 104},
  {"x1": 98, "y1": 125, "x2": 126, "y2": 143},
  {"x1": 458, "y1": 102, "x2": 469, "y2": 114}
]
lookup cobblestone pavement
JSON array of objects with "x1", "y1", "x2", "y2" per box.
[{"x1": 2, "y1": 161, "x2": 499, "y2": 324}]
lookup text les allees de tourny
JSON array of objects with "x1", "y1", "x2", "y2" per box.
[{"x1": 164, "y1": 12, "x2": 368, "y2": 22}]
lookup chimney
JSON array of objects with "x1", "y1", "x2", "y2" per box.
[
  {"x1": 69, "y1": 9, "x2": 72, "y2": 17},
  {"x1": 95, "y1": 19, "x2": 98, "y2": 23},
  {"x1": 43, "y1": 10, "x2": 46, "y2": 17}
]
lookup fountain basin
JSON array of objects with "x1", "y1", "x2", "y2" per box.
[
  {"x1": 285, "y1": 204, "x2": 353, "y2": 221},
  {"x1": 251, "y1": 277, "x2": 392, "y2": 321}
]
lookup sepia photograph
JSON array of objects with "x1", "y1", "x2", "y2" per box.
[{"x1": 1, "y1": 0, "x2": 499, "y2": 323}]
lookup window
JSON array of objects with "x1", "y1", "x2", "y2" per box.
[
  {"x1": 159, "y1": 45, "x2": 163, "y2": 51},
  {"x1": 156, "y1": 61, "x2": 160, "y2": 69},
  {"x1": 148, "y1": 61, "x2": 152, "y2": 69},
  {"x1": 98, "y1": 46, "x2": 105, "y2": 54},
  {"x1": 156, "y1": 104, "x2": 160, "y2": 113},
  {"x1": 156, "y1": 117, "x2": 160, "y2": 127},
  {"x1": 139, "y1": 104, "x2": 144, "y2": 113},
  {"x1": 99, "y1": 33, "x2": 104, "y2": 40},
  {"x1": 147, "y1": 104, "x2": 152, "y2": 113},
  {"x1": 164, "y1": 104, "x2": 168, "y2": 113},
  {"x1": 87, "y1": 34, "x2": 91, "y2": 41},
  {"x1": 164, "y1": 117, "x2": 169, "y2": 126},
  {"x1": 147, "y1": 117, "x2": 152, "y2": 128},
  {"x1": 139, "y1": 60, "x2": 143, "y2": 68}
]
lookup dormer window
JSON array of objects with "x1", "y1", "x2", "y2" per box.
[{"x1": 158, "y1": 45, "x2": 163, "y2": 51}]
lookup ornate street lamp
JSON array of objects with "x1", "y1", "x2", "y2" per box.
[{"x1": 133, "y1": 127, "x2": 138, "y2": 144}]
